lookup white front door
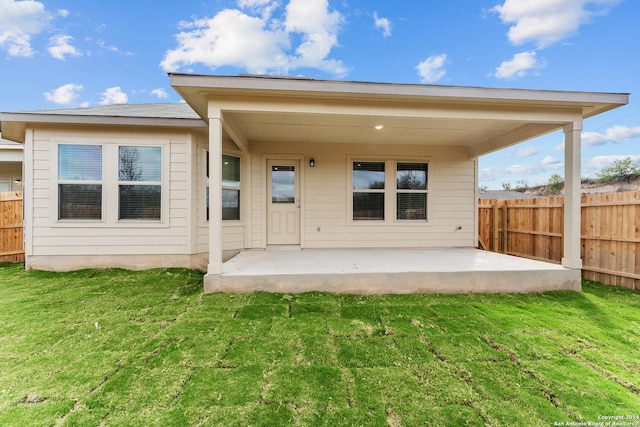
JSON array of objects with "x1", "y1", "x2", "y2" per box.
[{"x1": 267, "y1": 160, "x2": 300, "y2": 245}]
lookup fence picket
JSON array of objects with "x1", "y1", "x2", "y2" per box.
[
  {"x1": 479, "y1": 191, "x2": 640, "y2": 291},
  {"x1": 0, "y1": 191, "x2": 24, "y2": 263}
]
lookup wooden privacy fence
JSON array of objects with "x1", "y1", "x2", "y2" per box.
[
  {"x1": 479, "y1": 191, "x2": 640, "y2": 291},
  {"x1": 0, "y1": 191, "x2": 24, "y2": 263}
]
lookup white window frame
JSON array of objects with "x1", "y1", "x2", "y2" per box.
[
  {"x1": 117, "y1": 145, "x2": 164, "y2": 222},
  {"x1": 347, "y1": 156, "x2": 430, "y2": 225},
  {"x1": 52, "y1": 139, "x2": 169, "y2": 228},
  {"x1": 203, "y1": 148, "x2": 243, "y2": 224},
  {"x1": 55, "y1": 143, "x2": 104, "y2": 223}
]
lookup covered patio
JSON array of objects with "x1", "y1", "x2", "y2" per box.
[
  {"x1": 168, "y1": 75, "x2": 627, "y2": 294},
  {"x1": 206, "y1": 248, "x2": 581, "y2": 294}
]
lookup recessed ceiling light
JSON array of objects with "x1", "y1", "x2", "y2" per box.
[{"x1": 374, "y1": 124, "x2": 384, "y2": 130}]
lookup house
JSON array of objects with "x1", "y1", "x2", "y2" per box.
[
  {"x1": 0, "y1": 132, "x2": 23, "y2": 192},
  {"x1": 0, "y1": 74, "x2": 628, "y2": 293}
]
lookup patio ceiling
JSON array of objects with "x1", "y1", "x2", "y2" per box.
[{"x1": 171, "y1": 74, "x2": 628, "y2": 158}]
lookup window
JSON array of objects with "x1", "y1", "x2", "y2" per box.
[
  {"x1": 351, "y1": 160, "x2": 429, "y2": 222},
  {"x1": 353, "y1": 161, "x2": 385, "y2": 220},
  {"x1": 222, "y1": 155, "x2": 240, "y2": 220},
  {"x1": 396, "y1": 163, "x2": 428, "y2": 220},
  {"x1": 118, "y1": 146, "x2": 161, "y2": 220},
  {"x1": 206, "y1": 152, "x2": 241, "y2": 221},
  {"x1": 58, "y1": 144, "x2": 102, "y2": 220}
]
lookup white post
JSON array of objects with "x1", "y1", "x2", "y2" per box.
[
  {"x1": 207, "y1": 107, "x2": 223, "y2": 275},
  {"x1": 562, "y1": 120, "x2": 583, "y2": 269}
]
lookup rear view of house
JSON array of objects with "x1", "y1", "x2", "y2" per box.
[{"x1": 0, "y1": 74, "x2": 628, "y2": 293}]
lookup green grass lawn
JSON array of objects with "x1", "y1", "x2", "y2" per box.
[{"x1": 0, "y1": 263, "x2": 638, "y2": 426}]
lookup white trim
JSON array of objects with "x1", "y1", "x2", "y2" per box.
[
  {"x1": 51, "y1": 138, "x2": 170, "y2": 229},
  {"x1": 347, "y1": 156, "x2": 431, "y2": 226},
  {"x1": 24, "y1": 130, "x2": 33, "y2": 262},
  {"x1": 170, "y1": 74, "x2": 628, "y2": 109},
  {"x1": 261, "y1": 154, "x2": 305, "y2": 248},
  {"x1": 186, "y1": 132, "x2": 197, "y2": 255},
  {"x1": 199, "y1": 146, "x2": 246, "y2": 227}
]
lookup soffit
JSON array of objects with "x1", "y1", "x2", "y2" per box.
[{"x1": 229, "y1": 111, "x2": 523, "y2": 146}]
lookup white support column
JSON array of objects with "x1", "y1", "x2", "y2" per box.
[
  {"x1": 562, "y1": 120, "x2": 583, "y2": 269},
  {"x1": 207, "y1": 108, "x2": 223, "y2": 275}
]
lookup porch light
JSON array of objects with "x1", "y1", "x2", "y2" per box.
[
  {"x1": 309, "y1": 158, "x2": 315, "y2": 167},
  {"x1": 14, "y1": 179, "x2": 21, "y2": 185},
  {"x1": 374, "y1": 124, "x2": 384, "y2": 130}
]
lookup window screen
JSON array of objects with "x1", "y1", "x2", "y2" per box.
[
  {"x1": 353, "y1": 162, "x2": 385, "y2": 220},
  {"x1": 396, "y1": 162, "x2": 428, "y2": 220},
  {"x1": 118, "y1": 146, "x2": 161, "y2": 220},
  {"x1": 58, "y1": 144, "x2": 102, "y2": 220}
]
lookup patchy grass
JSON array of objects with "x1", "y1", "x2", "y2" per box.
[{"x1": 0, "y1": 263, "x2": 638, "y2": 426}]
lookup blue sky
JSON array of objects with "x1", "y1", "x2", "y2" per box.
[{"x1": 1, "y1": 0, "x2": 639, "y2": 189}]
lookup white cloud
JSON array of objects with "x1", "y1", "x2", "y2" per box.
[
  {"x1": 582, "y1": 125, "x2": 640, "y2": 147},
  {"x1": 505, "y1": 158, "x2": 564, "y2": 175},
  {"x1": 587, "y1": 154, "x2": 640, "y2": 172},
  {"x1": 100, "y1": 86, "x2": 128, "y2": 105},
  {"x1": 43, "y1": 83, "x2": 83, "y2": 105},
  {"x1": 416, "y1": 53, "x2": 447, "y2": 84},
  {"x1": 495, "y1": 51, "x2": 544, "y2": 79},
  {"x1": 555, "y1": 125, "x2": 640, "y2": 151},
  {"x1": 0, "y1": 0, "x2": 52, "y2": 57},
  {"x1": 151, "y1": 88, "x2": 168, "y2": 99},
  {"x1": 508, "y1": 145, "x2": 539, "y2": 158},
  {"x1": 542, "y1": 155, "x2": 561, "y2": 166},
  {"x1": 57, "y1": 9, "x2": 69, "y2": 18},
  {"x1": 237, "y1": 0, "x2": 278, "y2": 19},
  {"x1": 492, "y1": 0, "x2": 620, "y2": 48},
  {"x1": 284, "y1": 0, "x2": 345, "y2": 73},
  {"x1": 48, "y1": 34, "x2": 81, "y2": 60},
  {"x1": 161, "y1": 0, "x2": 346, "y2": 77},
  {"x1": 373, "y1": 12, "x2": 391, "y2": 37},
  {"x1": 97, "y1": 39, "x2": 119, "y2": 52}
]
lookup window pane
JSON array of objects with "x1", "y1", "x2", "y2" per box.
[
  {"x1": 59, "y1": 184, "x2": 102, "y2": 219},
  {"x1": 59, "y1": 145, "x2": 102, "y2": 181},
  {"x1": 353, "y1": 162, "x2": 385, "y2": 189},
  {"x1": 353, "y1": 193, "x2": 384, "y2": 220},
  {"x1": 397, "y1": 193, "x2": 427, "y2": 220},
  {"x1": 397, "y1": 163, "x2": 427, "y2": 190},
  {"x1": 222, "y1": 189, "x2": 240, "y2": 220},
  {"x1": 222, "y1": 155, "x2": 240, "y2": 187},
  {"x1": 272, "y1": 166, "x2": 295, "y2": 204},
  {"x1": 119, "y1": 185, "x2": 161, "y2": 220},
  {"x1": 119, "y1": 146, "x2": 161, "y2": 182}
]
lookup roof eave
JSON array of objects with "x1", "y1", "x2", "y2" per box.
[
  {"x1": 169, "y1": 73, "x2": 629, "y2": 121},
  {"x1": 0, "y1": 112, "x2": 207, "y2": 142}
]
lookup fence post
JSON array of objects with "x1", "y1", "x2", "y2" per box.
[
  {"x1": 492, "y1": 204, "x2": 499, "y2": 252},
  {"x1": 502, "y1": 205, "x2": 508, "y2": 254}
]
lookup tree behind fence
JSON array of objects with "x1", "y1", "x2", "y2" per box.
[{"x1": 479, "y1": 191, "x2": 640, "y2": 291}]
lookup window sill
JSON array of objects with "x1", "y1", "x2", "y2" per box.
[{"x1": 52, "y1": 220, "x2": 169, "y2": 228}]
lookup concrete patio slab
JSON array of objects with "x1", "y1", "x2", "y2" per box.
[{"x1": 204, "y1": 247, "x2": 581, "y2": 294}]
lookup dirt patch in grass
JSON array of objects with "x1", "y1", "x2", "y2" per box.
[{"x1": 0, "y1": 263, "x2": 639, "y2": 426}]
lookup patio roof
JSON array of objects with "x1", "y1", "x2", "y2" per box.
[{"x1": 170, "y1": 74, "x2": 629, "y2": 158}]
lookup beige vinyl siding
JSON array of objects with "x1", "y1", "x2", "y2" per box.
[
  {"x1": 250, "y1": 141, "x2": 476, "y2": 249},
  {"x1": 29, "y1": 127, "x2": 194, "y2": 260},
  {"x1": 195, "y1": 137, "x2": 247, "y2": 254}
]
